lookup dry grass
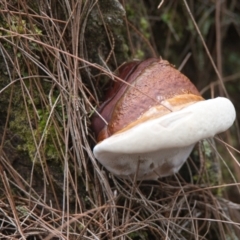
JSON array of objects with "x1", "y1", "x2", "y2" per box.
[{"x1": 0, "y1": 0, "x2": 240, "y2": 239}]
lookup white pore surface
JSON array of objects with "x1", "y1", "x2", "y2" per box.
[{"x1": 93, "y1": 97, "x2": 236, "y2": 180}]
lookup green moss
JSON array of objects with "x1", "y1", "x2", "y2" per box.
[
  {"x1": 0, "y1": 9, "x2": 60, "y2": 163},
  {"x1": 202, "y1": 140, "x2": 222, "y2": 196},
  {"x1": 134, "y1": 49, "x2": 145, "y2": 59},
  {"x1": 128, "y1": 230, "x2": 149, "y2": 239},
  {"x1": 7, "y1": 80, "x2": 63, "y2": 164},
  {"x1": 140, "y1": 17, "x2": 150, "y2": 39}
]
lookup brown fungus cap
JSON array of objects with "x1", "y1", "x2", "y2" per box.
[{"x1": 92, "y1": 58, "x2": 204, "y2": 142}]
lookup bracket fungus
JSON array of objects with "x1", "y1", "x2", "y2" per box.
[{"x1": 92, "y1": 58, "x2": 236, "y2": 180}]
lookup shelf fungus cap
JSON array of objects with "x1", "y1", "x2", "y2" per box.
[{"x1": 92, "y1": 58, "x2": 236, "y2": 180}]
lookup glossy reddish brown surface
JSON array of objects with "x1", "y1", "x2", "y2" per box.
[{"x1": 92, "y1": 58, "x2": 201, "y2": 142}]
